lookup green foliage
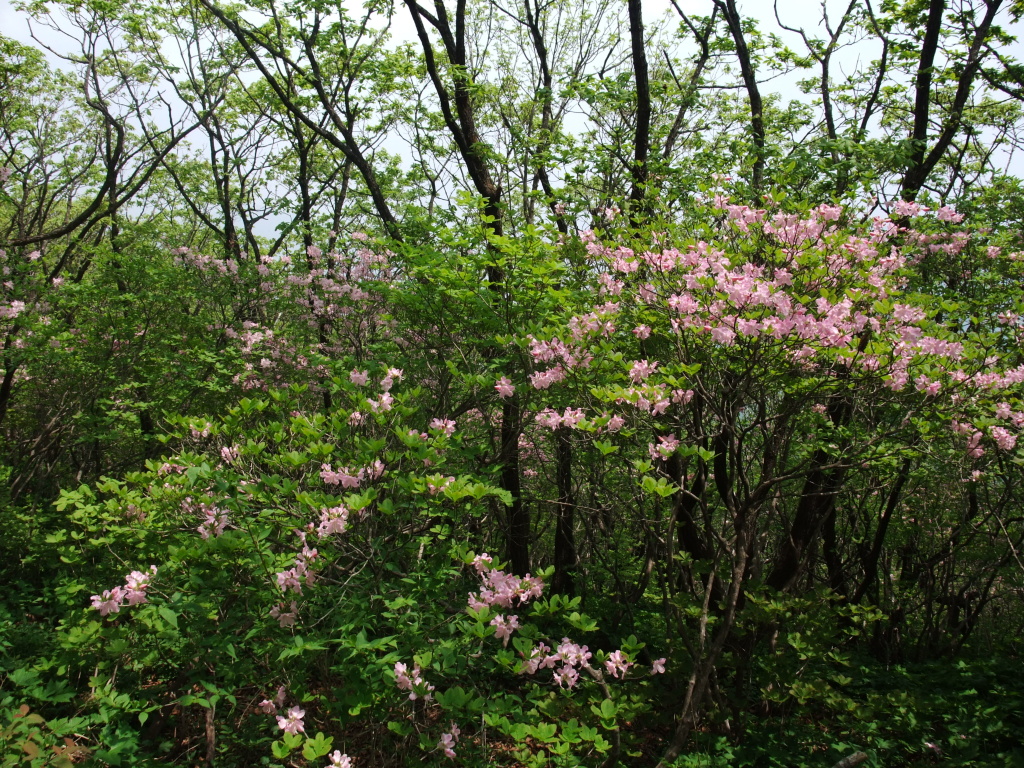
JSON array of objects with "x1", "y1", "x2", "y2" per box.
[{"x1": 3, "y1": 0, "x2": 1024, "y2": 764}]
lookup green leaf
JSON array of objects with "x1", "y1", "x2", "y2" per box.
[
  {"x1": 301, "y1": 732, "x2": 334, "y2": 760},
  {"x1": 158, "y1": 606, "x2": 179, "y2": 629}
]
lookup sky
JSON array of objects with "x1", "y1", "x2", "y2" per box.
[
  {"x1": 6, "y1": 0, "x2": 1022, "y2": 107},
  {"x1": 0, "y1": 0, "x2": 928, "y2": 60}
]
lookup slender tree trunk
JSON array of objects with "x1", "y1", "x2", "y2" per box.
[
  {"x1": 628, "y1": 0, "x2": 651, "y2": 218},
  {"x1": 716, "y1": 0, "x2": 765, "y2": 196},
  {"x1": 553, "y1": 427, "x2": 576, "y2": 594}
]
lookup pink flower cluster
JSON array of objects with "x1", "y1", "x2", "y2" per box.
[
  {"x1": 991, "y1": 427, "x2": 1017, "y2": 451},
  {"x1": 0, "y1": 300, "x2": 25, "y2": 319},
  {"x1": 490, "y1": 614, "x2": 520, "y2": 646},
  {"x1": 275, "y1": 531, "x2": 319, "y2": 596},
  {"x1": 529, "y1": 366, "x2": 566, "y2": 390},
  {"x1": 648, "y1": 434, "x2": 681, "y2": 461},
  {"x1": 527, "y1": 327, "x2": 604, "y2": 389},
  {"x1": 612, "y1": 383, "x2": 692, "y2": 416},
  {"x1": 466, "y1": 554, "x2": 544, "y2": 612},
  {"x1": 536, "y1": 407, "x2": 586, "y2": 430},
  {"x1": 258, "y1": 685, "x2": 287, "y2": 715},
  {"x1": 269, "y1": 601, "x2": 299, "y2": 627},
  {"x1": 429, "y1": 418, "x2": 457, "y2": 436},
  {"x1": 394, "y1": 661, "x2": 434, "y2": 701},
  {"x1": 197, "y1": 505, "x2": 230, "y2": 539},
  {"x1": 438, "y1": 723, "x2": 461, "y2": 758},
  {"x1": 953, "y1": 417, "x2": 1020, "y2": 456},
  {"x1": 629, "y1": 359, "x2": 659, "y2": 382},
  {"x1": 320, "y1": 459, "x2": 385, "y2": 487},
  {"x1": 276, "y1": 706, "x2": 305, "y2": 734},
  {"x1": 380, "y1": 367, "x2": 403, "y2": 391},
  {"x1": 518, "y1": 638, "x2": 593, "y2": 689},
  {"x1": 90, "y1": 566, "x2": 158, "y2": 616},
  {"x1": 604, "y1": 650, "x2": 632, "y2": 678},
  {"x1": 495, "y1": 376, "x2": 515, "y2": 397},
  {"x1": 518, "y1": 640, "x2": 661, "y2": 687},
  {"x1": 317, "y1": 504, "x2": 350, "y2": 536},
  {"x1": 426, "y1": 475, "x2": 455, "y2": 495}
]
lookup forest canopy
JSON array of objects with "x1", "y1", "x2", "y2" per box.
[{"x1": 3, "y1": 0, "x2": 1024, "y2": 766}]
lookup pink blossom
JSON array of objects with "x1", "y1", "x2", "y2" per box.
[
  {"x1": 936, "y1": 206, "x2": 964, "y2": 223},
  {"x1": 394, "y1": 661, "x2": 434, "y2": 700},
  {"x1": 649, "y1": 434, "x2": 680, "y2": 460},
  {"x1": 276, "y1": 569, "x2": 304, "y2": 595},
  {"x1": 891, "y1": 200, "x2": 925, "y2": 217},
  {"x1": 709, "y1": 325, "x2": 736, "y2": 345},
  {"x1": 427, "y1": 476, "x2": 455, "y2": 495},
  {"x1": 530, "y1": 366, "x2": 566, "y2": 389},
  {"x1": 519, "y1": 642, "x2": 552, "y2": 674},
  {"x1": 258, "y1": 699, "x2": 277, "y2": 715},
  {"x1": 554, "y1": 638, "x2": 592, "y2": 667},
  {"x1": 535, "y1": 409, "x2": 563, "y2": 429},
  {"x1": 651, "y1": 658, "x2": 666, "y2": 674},
  {"x1": 317, "y1": 506, "x2": 350, "y2": 536},
  {"x1": 276, "y1": 706, "x2": 305, "y2": 734},
  {"x1": 468, "y1": 560, "x2": 544, "y2": 611},
  {"x1": 490, "y1": 614, "x2": 520, "y2": 646},
  {"x1": 124, "y1": 568, "x2": 157, "y2": 605},
  {"x1": 197, "y1": 505, "x2": 229, "y2": 539},
  {"x1": 991, "y1": 426, "x2": 1017, "y2": 451},
  {"x1": 380, "y1": 368, "x2": 403, "y2": 391},
  {"x1": 604, "y1": 649, "x2": 632, "y2": 678},
  {"x1": 438, "y1": 724, "x2": 460, "y2": 758},
  {"x1": 329, "y1": 751, "x2": 353, "y2": 768},
  {"x1": 553, "y1": 665, "x2": 580, "y2": 689},
  {"x1": 629, "y1": 359, "x2": 659, "y2": 382},
  {"x1": 606, "y1": 414, "x2": 626, "y2": 431},
  {"x1": 350, "y1": 369, "x2": 369, "y2": 386},
  {"x1": 0, "y1": 300, "x2": 26, "y2": 319},
  {"x1": 560, "y1": 408, "x2": 585, "y2": 428},
  {"x1": 915, "y1": 375, "x2": 941, "y2": 397},
  {"x1": 632, "y1": 324, "x2": 652, "y2": 339},
  {"x1": 599, "y1": 273, "x2": 625, "y2": 295},
  {"x1": 369, "y1": 392, "x2": 394, "y2": 412},
  {"x1": 91, "y1": 565, "x2": 158, "y2": 615},
  {"x1": 816, "y1": 204, "x2": 843, "y2": 221},
  {"x1": 320, "y1": 464, "x2": 361, "y2": 487},
  {"x1": 90, "y1": 588, "x2": 125, "y2": 616},
  {"x1": 495, "y1": 376, "x2": 515, "y2": 398},
  {"x1": 430, "y1": 418, "x2": 457, "y2": 437}
]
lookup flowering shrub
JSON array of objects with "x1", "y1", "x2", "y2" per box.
[{"x1": 6, "y1": 194, "x2": 1024, "y2": 766}]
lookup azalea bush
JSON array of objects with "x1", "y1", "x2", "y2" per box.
[{"x1": 4, "y1": 193, "x2": 1024, "y2": 768}]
